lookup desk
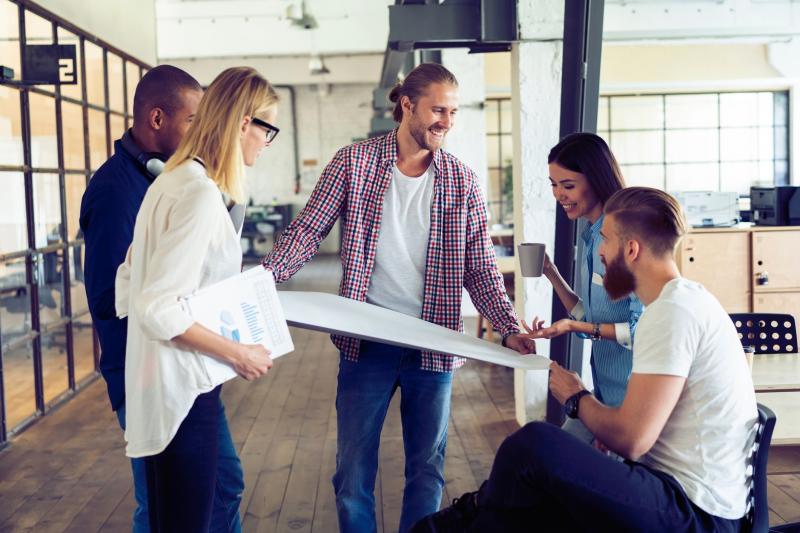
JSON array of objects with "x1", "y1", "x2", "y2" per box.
[{"x1": 751, "y1": 352, "x2": 800, "y2": 445}]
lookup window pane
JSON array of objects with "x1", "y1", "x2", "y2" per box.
[
  {"x1": 608, "y1": 130, "x2": 663, "y2": 164},
  {"x1": 107, "y1": 53, "x2": 124, "y2": 113},
  {"x1": 3, "y1": 339, "x2": 36, "y2": 431},
  {"x1": 720, "y1": 161, "x2": 761, "y2": 195},
  {"x1": 85, "y1": 41, "x2": 105, "y2": 106},
  {"x1": 0, "y1": 172, "x2": 27, "y2": 254},
  {"x1": 499, "y1": 99, "x2": 512, "y2": 134},
  {"x1": 774, "y1": 92, "x2": 789, "y2": 127},
  {"x1": 126, "y1": 61, "x2": 140, "y2": 114},
  {"x1": 485, "y1": 101, "x2": 500, "y2": 135},
  {"x1": 499, "y1": 135, "x2": 512, "y2": 168},
  {"x1": 757, "y1": 92, "x2": 774, "y2": 127},
  {"x1": 665, "y1": 129, "x2": 718, "y2": 163},
  {"x1": 720, "y1": 127, "x2": 759, "y2": 162},
  {"x1": 1, "y1": 1, "x2": 21, "y2": 75},
  {"x1": 29, "y1": 92, "x2": 58, "y2": 168},
  {"x1": 610, "y1": 96, "x2": 663, "y2": 130},
  {"x1": 774, "y1": 126, "x2": 788, "y2": 160},
  {"x1": 57, "y1": 28, "x2": 82, "y2": 101},
  {"x1": 620, "y1": 164, "x2": 664, "y2": 189},
  {"x1": 109, "y1": 113, "x2": 125, "y2": 144},
  {"x1": 758, "y1": 160, "x2": 774, "y2": 184},
  {"x1": 42, "y1": 325, "x2": 69, "y2": 405},
  {"x1": 69, "y1": 244, "x2": 87, "y2": 314},
  {"x1": 720, "y1": 93, "x2": 760, "y2": 127},
  {"x1": 62, "y1": 101, "x2": 85, "y2": 170},
  {"x1": 88, "y1": 108, "x2": 107, "y2": 170},
  {"x1": 664, "y1": 94, "x2": 718, "y2": 129},
  {"x1": 38, "y1": 249, "x2": 65, "y2": 325},
  {"x1": 0, "y1": 85, "x2": 24, "y2": 167},
  {"x1": 757, "y1": 127, "x2": 774, "y2": 162},
  {"x1": 486, "y1": 138, "x2": 499, "y2": 167},
  {"x1": 25, "y1": 11, "x2": 56, "y2": 92},
  {"x1": 597, "y1": 97, "x2": 609, "y2": 132},
  {"x1": 666, "y1": 163, "x2": 719, "y2": 192},
  {"x1": 65, "y1": 174, "x2": 85, "y2": 241},
  {"x1": 73, "y1": 312, "x2": 95, "y2": 381},
  {"x1": 0, "y1": 258, "x2": 31, "y2": 347},
  {"x1": 486, "y1": 168, "x2": 502, "y2": 223},
  {"x1": 33, "y1": 173, "x2": 61, "y2": 247}
]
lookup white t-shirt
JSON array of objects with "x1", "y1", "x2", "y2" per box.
[
  {"x1": 634, "y1": 278, "x2": 758, "y2": 519},
  {"x1": 366, "y1": 162, "x2": 435, "y2": 317}
]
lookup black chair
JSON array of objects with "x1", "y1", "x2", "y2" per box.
[
  {"x1": 730, "y1": 313, "x2": 798, "y2": 354},
  {"x1": 748, "y1": 403, "x2": 776, "y2": 533}
]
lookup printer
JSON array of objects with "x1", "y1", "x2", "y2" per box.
[
  {"x1": 672, "y1": 191, "x2": 739, "y2": 227},
  {"x1": 751, "y1": 186, "x2": 800, "y2": 226}
]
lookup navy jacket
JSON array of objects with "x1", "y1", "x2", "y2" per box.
[{"x1": 79, "y1": 138, "x2": 152, "y2": 411}]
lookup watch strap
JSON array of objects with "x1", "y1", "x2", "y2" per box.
[{"x1": 566, "y1": 389, "x2": 592, "y2": 419}]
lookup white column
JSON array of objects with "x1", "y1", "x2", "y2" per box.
[
  {"x1": 512, "y1": 0, "x2": 565, "y2": 425},
  {"x1": 442, "y1": 49, "x2": 488, "y2": 194}
]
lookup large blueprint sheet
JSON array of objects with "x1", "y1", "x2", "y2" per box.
[{"x1": 277, "y1": 291, "x2": 550, "y2": 371}]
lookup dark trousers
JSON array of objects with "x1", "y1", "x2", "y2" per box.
[
  {"x1": 145, "y1": 386, "x2": 228, "y2": 533},
  {"x1": 474, "y1": 422, "x2": 744, "y2": 533}
]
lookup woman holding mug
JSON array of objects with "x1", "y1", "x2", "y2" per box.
[
  {"x1": 524, "y1": 133, "x2": 643, "y2": 443},
  {"x1": 116, "y1": 66, "x2": 280, "y2": 531}
]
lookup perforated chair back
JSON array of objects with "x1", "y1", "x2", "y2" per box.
[
  {"x1": 746, "y1": 403, "x2": 776, "y2": 533},
  {"x1": 730, "y1": 313, "x2": 798, "y2": 354}
]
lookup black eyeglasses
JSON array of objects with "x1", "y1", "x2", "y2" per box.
[{"x1": 251, "y1": 117, "x2": 280, "y2": 143}]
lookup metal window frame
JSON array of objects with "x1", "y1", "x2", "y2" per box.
[
  {"x1": 600, "y1": 90, "x2": 790, "y2": 192},
  {"x1": 0, "y1": 0, "x2": 150, "y2": 446}
]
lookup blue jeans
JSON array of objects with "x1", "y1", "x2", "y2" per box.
[
  {"x1": 332, "y1": 341, "x2": 453, "y2": 533},
  {"x1": 117, "y1": 390, "x2": 244, "y2": 533},
  {"x1": 116, "y1": 405, "x2": 149, "y2": 533}
]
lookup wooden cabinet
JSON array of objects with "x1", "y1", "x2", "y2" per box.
[{"x1": 677, "y1": 226, "x2": 800, "y2": 320}]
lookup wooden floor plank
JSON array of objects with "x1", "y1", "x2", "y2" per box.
[{"x1": 1, "y1": 255, "x2": 799, "y2": 531}]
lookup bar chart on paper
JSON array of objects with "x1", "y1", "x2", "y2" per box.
[{"x1": 183, "y1": 267, "x2": 295, "y2": 384}]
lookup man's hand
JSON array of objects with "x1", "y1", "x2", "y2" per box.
[
  {"x1": 504, "y1": 333, "x2": 537, "y2": 355},
  {"x1": 521, "y1": 317, "x2": 576, "y2": 340},
  {"x1": 548, "y1": 361, "x2": 585, "y2": 405}
]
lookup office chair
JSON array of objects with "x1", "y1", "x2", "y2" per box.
[{"x1": 730, "y1": 314, "x2": 798, "y2": 354}]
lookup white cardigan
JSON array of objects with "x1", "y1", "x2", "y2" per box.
[{"x1": 115, "y1": 159, "x2": 242, "y2": 458}]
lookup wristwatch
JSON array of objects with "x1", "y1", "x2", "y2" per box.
[
  {"x1": 591, "y1": 323, "x2": 601, "y2": 341},
  {"x1": 565, "y1": 390, "x2": 592, "y2": 419}
]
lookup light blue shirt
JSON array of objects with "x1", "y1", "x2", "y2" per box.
[{"x1": 569, "y1": 214, "x2": 644, "y2": 407}]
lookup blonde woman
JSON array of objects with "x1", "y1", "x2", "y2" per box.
[{"x1": 115, "y1": 67, "x2": 279, "y2": 532}]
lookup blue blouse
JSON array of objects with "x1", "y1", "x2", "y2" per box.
[{"x1": 569, "y1": 214, "x2": 644, "y2": 407}]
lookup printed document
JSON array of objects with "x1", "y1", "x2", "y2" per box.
[{"x1": 182, "y1": 267, "x2": 294, "y2": 384}]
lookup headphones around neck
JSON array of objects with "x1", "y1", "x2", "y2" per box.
[{"x1": 120, "y1": 129, "x2": 167, "y2": 180}]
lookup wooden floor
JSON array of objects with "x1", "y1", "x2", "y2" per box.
[{"x1": 0, "y1": 255, "x2": 798, "y2": 531}]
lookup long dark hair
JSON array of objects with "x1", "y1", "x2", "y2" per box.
[{"x1": 548, "y1": 133, "x2": 625, "y2": 205}]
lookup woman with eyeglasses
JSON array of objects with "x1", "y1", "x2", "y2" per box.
[{"x1": 116, "y1": 66, "x2": 280, "y2": 531}]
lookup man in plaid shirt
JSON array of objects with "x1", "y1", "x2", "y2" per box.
[{"x1": 263, "y1": 63, "x2": 536, "y2": 533}]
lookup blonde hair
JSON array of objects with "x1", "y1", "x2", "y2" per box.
[{"x1": 164, "y1": 67, "x2": 279, "y2": 202}]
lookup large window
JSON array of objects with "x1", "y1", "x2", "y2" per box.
[
  {"x1": 0, "y1": 0, "x2": 148, "y2": 443},
  {"x1": 485, "y1": 97, "x2": 513, "y2": 225},
  {"x1": 598, "y1": 91, "x2": 790, "y2": 195}
]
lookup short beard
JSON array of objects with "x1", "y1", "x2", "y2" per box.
[
  {"x1": 603, "y1": 251, "x2": 636, "y2": 301},
  {"x1": 408, "y1": 109, "x2": 442, "y2": 152}
]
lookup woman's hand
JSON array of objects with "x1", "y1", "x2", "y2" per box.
[
  {"x1": 521, "y1": 317, "x2": 575, "y2": 340},
  {"x1": 542, "y1": 253, "x2": 557, "y2": 278},
  {"x1": 232, "y1": 344, "x2": 273, "y2": 381}
]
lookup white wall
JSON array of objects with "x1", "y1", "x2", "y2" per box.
[{"x1": 36, "y1": 0, "x2": 157, "y2": 64}]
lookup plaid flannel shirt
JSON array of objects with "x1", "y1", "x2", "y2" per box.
[{"x1": 263, "y1": 129, "x2": 520, "y2": 372}]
